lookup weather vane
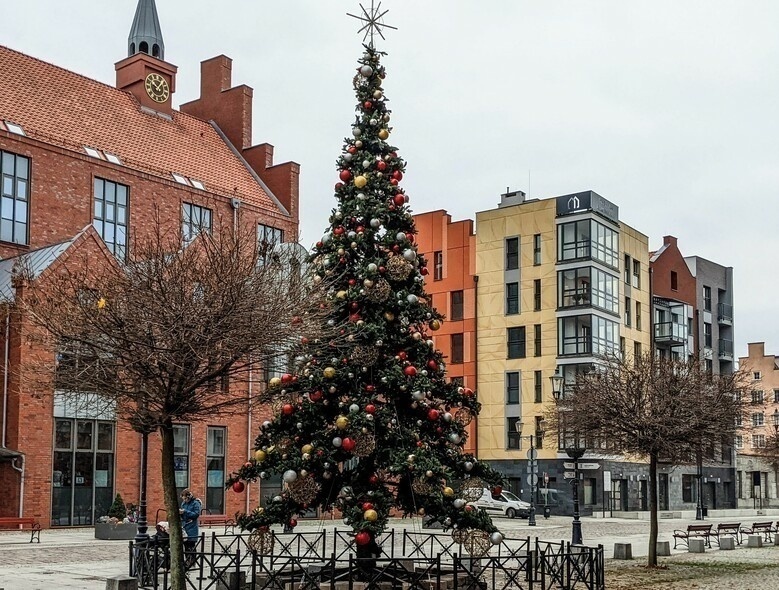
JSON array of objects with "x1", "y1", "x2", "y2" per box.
[{"x1": 347, "y1": 0, "x2": 397, "y2": 48}]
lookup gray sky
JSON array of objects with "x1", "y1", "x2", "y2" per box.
[{"x1": 3, "y1": 1, "x2": 778, "y2": 357}]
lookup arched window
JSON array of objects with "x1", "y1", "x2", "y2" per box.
[
  {"x1": 139, "y1": 41, "x2": 149, "y2": 54},
  {"x1": 130, "y1": 43, "x2": 136, "y2": 54},
  {"x1": 152, "y1": 44, "x2": 160, "y2": 58}
]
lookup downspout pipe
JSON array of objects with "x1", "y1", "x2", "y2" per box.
[
  {"x1": 2, "y1": 308, "x2": 10, "y2": 448},
  {"x1": 246, "y1": 359, "x2": 253, "y2": 514},
  {"x1": 473, "y1": 275, "x2": 479, "y2": 458},
  {"x1": 11, "y1": 455, "x2": 25, "y2": 517}
]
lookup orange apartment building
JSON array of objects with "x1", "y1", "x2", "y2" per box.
[{"x1": 413, "y1": 210, "x2": 477, "y2": 455}]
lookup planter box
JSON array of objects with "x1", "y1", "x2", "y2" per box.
[{"x1": 95, "y1": 522, "x2": 138, "y2": 540}]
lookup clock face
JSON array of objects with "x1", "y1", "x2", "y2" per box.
[{"x1": 144, "y1": 73, "x2": 170, "y2": 103}]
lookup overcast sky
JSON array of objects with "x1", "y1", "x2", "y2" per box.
[{"x1": 3, "y1": 1, "x2": 778, "y2": 357}]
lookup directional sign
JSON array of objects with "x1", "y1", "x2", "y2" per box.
[
  {"x1": 526, "y1": 448, "x2": 538, "y2": 461},
  {"x1": 527, "y1": 473, "x2": 539, "y2": 486},
  {"x1": 563, "y1": 462, "x2": 576, "y2": 470},
  {"x1": 564, "y1": 471, "x2": 577, "y2": 479},
  {"x1": 526, "y1": 464, "x2": 539, "y2": 474},
  {"x1": 579, "y1": 463, "x2": 601, "y2": 470}
]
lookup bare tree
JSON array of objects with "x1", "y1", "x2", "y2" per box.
[
  {"x1": 546, "y1": 354, "x2": 747, "y2": 567},
  {"x1": 16, "y1": 219, "x2": 331, "y2": 590}
]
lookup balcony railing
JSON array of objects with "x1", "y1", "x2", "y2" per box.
[
  {"x1": 654, "y1": 321, "x2": 686, "y2": 346},
  {"x1": 719, "y1": 339, "x2": 734, "y2": 359},
  {"x1": 718, "y1": 302, "x2": 733, "y2": 325}
]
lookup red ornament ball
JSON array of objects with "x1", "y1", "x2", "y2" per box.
[
  {"x1": 427, "y1": 360, "x2": 438, "y2": 371},
  {"x1": 339, "y1": 170, "x2": 352, "y2": 182},
  {"x1": 316, "y1": 241, "x2": 323, "y2": 249},
  {"x1": 377, "y1": 161, "x2": 387, "y2": 171},
  {"x1": 427, "y1": 409, "x2": 440, "y2": 421},
  {"x1": 492, "y1": 486, "x2": 503, "y2": 498},
  {"x1": 392, "y1": 194, "x2": 405, "y2": 206},
  {"x1": 232, "y1": 481, "x2": 245, "y2": 493},
  {"x1": 348, "y1": 146, "x2": 358, "y2": 154},
  {"x1": 362, "y1": 502, "x2": 374, "y2": 511},
  {"x1": 309, "y1": 390, "x2": 323, "y2": 402},
  {"x1": 289, "y1": 519, "x2": 298, "y2": 528},
  {"x1": 406, "y1": 233, "x2": 415, "y2": 243},
  {"x1": 334, "y1": 227, "x2": 345, "y2": 236},
  {"x1": 335, "y1": 183, "x2": 344, "y2": 191},
  {"x1": 348, "y1": 279, "x2": 357, "y2": 286},
  {"x1": 392, "y1": 170, "x2": 404, "y2": 181},
  {"x1": 420, "y1": 267, "x2": 429, "y2": 276},
  {"x1": 365, "y1": 384, "x2": 375, "y2": 393},
  {"x1": 369, "y1": 475, "x2": 379, "y2": 485},
  {"x1": 462, "y1": 387, "x2": 475, "y2": 397},
  {"x1": 363, "y1": 101, "x2": 373, "y2": 110},
  {"x1": 379, "y1": 266, "x2": 386, "y2": 274},
  {"x1": 342, "y1": 437, "x2": 356, "y2": 452},
  {"x1": 390, "y1": 179, "x2": 399, "y2": 186},
  {"x1": 355, "y1": 531, "x2": 372, "y2": 546},
  {"x1": 282, "y1": 404, "x2": 294, "y2": 416},
  {"x1": 365, "y1": 404, "x2": 376, "y2": 414},
  {"x1": 465, "y1": 505, "x2": 473, "y2": 513},
  {"x1": 403, "y1": 366, "x2": 417, "y2": 377},
  {"x1": 281, "y1": 373, "x2": 293, "y2": 384},
  {"x1": 397, "y1": 351, "x2": 408, "y2": 360}
]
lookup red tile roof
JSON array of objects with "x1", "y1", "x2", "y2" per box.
[{"x1": 0, "y1": 45, "x2": 281, "y2": 213}]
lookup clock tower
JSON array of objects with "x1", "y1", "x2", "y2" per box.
[{"x1": 115, "y1": 0, "x2": 177, "y2": 115}]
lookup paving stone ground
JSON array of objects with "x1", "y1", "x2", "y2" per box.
[{"x1": 0, "y1": 515, "x2": 777, "y2": 589}]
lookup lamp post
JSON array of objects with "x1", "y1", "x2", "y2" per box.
[
  {"x1": 516, "y1": 419, "x2": 545, "y2": 527},
  {"x1": 695, "y1": 446, "x2": 704, "y2": 521},
  {"x1": 550, "y1": 369, "x2": 584, "y2": 545},
  {"x1": 134, "y1": 430, "x2": 150, "y2": 543}
]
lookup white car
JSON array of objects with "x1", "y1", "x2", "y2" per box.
[{"x1": 469, "y1": 488, "x2": 531, "y2": 519}]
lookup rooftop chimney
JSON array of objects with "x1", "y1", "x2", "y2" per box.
[{"x1": 498, "y1": 188, "x2": 527, "y2": 208}]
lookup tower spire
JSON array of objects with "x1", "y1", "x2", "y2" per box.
[{"x1": 128, "y1": 0, "x2": 165, "y2": 61}]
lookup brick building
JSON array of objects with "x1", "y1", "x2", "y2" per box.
[
  {"x1": 0, "y1": 0, "x2": 299, "y2": 526},
  {"x1": 413, "y1": 210, "x2": 477, "y2": 455}
]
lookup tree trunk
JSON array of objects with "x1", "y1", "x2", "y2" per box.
[
  {"x1": 648, "y1": 452, "x2": 658, "y2": 567},
  {"x1": 161, "y1": 420, "x2": 186, "y2": 590}
]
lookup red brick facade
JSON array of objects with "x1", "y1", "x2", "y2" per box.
[{"x1": 0, "y1": 42, "x2": 298, "y2": 525}]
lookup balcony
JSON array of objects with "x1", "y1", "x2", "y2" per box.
[
  {"x1": 718, "y1": 303, "x2": 733, "y2": 326},
  {"x1": 654, "y1": 321, "x2": 686, "y2": 347},
  {"x1": 719, "y1": 339, "x2": 734, "y2": 360}
]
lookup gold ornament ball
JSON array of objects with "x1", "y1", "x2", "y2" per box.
[
  {"x1": 378, "y1": 129, "x2": 390, "y2": 140},
  {"x1": 384, "y1": 311, "x2": 395, "y2": 321},
  {"x1": 354, "y1": 175, "x2": 368, "y2": 188},
  {"x1": 301, "y1": 444, "x2": 314, "y2": 455},
  {"x1": 336, "y1": 415, "x2": 350, "y2": 430},
  {"x1": 443, "y1": 486, "x2": 455, "y2": 498},
  {"x1": 364, "y1": 509, "x2": 378, "y2": 522},
  {"x1": 323, "y1": 367, "x2": 337, "y2": 379},
  {"x1": 254, "y1": 450, "x2": 267, "y2": 462},
  {"x1": 430, "y1": 319, "x2": 442, "y2": 331},
  {"x1": 418, "y1": 508, "x2": 425, "y2": 516},
  {"x1": 257, "y1": 507, "x2": 265, "y2": 514},
  {"x1": 336, "y1": 290, "x2": 348, "y2": 300},
  {"x1": 269, "y1": 377, "x2": 282, "y2": 388},
  {"x1": 413, "y1": 332, "x2": 423, "y2": 341}
]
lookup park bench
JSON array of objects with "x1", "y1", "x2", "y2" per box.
[
  {"x1": 0, "y1": 517, "x2": 41, "y2": 543},
  {"x1": 742, "y1": 521, "x2": 774, "y2": 542},
  {"x1": 672, "y1": 524, "x2": 712, "y2": 549},
  {"x1": 199, "y1": 511, "x2": 236, "y2": 535},
  {"x1": 711, "y1": 522, "x2": 742, "y2": 546}
]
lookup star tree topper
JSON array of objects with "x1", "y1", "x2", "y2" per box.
[{"x1": 347, "y1": 0, "x2": 398, "y2": 48}]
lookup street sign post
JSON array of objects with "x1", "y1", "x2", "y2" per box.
[
  {"x1": 564, "y1": 471, "x2": 576, "y2": 479},
  {"x1": 527, "y1": 473, "x2": 538, "y2": 486},
  {"x1": 526, "y1": 448, "x2": 538, "y2": 461},
  {"x1": 563, "y1": 462, "x2": 576, "y2": 470},
  {"x1": 578, "y1": 463, "x2": 601, "y2": 470}
]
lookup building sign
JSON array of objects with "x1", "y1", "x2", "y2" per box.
[{"x1": 555, "y1": 191, "x2": 619, "y2": 223}]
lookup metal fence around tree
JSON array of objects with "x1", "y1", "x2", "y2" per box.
[{"x1": 129, "y1": 529, "x2": 604, "y2": 590}]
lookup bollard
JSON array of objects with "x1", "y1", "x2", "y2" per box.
[
  {"x1": 656, "y1": 541, "x2": 671, "y2": 556},
  {"x1": 613, "y1": 543, "x2": 633, "y2": 560},
  {"x1": 105, "y1": 576, "x2": 138, "y2": 590},
  {"x1": 719, "y1": 537, "x2": 736, "y2": 550},
  {"x1": 688, "y1": 538, "x2": 706, "y2": 553},
  {"x1": 747, "y1": 535, "x2": 763, "y2": 548}
]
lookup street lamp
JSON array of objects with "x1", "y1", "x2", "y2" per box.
[
  {"x1": 549, "y1": 369, "x2": 585, "y2": 545},
  {"x1": 516, "y1": 419, "x2": 545, "y2": 527}
]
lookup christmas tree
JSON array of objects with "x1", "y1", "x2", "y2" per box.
[{"x1": 229, "y1": 44, "x2": 504, "y2": 559}]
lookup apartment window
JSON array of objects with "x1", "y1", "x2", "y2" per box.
[
  {"x1": 632, "y1": 260, "x2": 640, "y2": 288},
  {"x1": 533, "y1": 279, "x2": 541, "y2": 311},
  {"x1": 703, "y1": 286, "x2": 712, "y2": 311},
  {"x1": 93, "y1": 178, "x2": 128, "y2": 259},
  {"x1": 182, "y1": 202, "x2": 212, "y2": 244},
  {"x1": 704, "y1": 322, "x2": 712, "y2": 348},
  {"x1": 751, "y1": 390, "x2": 764, "y2": 405},
  {"x1": 671, "y1": 271, "x2": 678, "y2": 291},
  {"x1": 774, "y1": 410, "x2": 779, "y2": 427},
  {"x1": 558, "y1": 315, "x2": 619, "y2": 357},
  {"x1": 534, "y1": 371, "x2": 542, "y2": 403},
  {"x1": 258, "y1": 224, "x2": 284, "y2": 246},
  {"x1": 433, "y1": 251, "x2": 443, "y2": 281},
  {"x1": 751, "y1": 434, "x2": 766, "y2": 449},
  {"x1": 506, "y1": 282, "x2": 519, "y2": 315},
  {"x1": 206, "y1": 427, "x2": 226, "y2": 514},
  {"x1": 752, "y1": 413, "x2": 764, "y2": 427},
  {"x1": 682, "y1": 474, "x2": 698, "y2": 503},
  {"x1": 450, "y1": 290, "x2": 464, "y2": 321},
  {"x1": 635, "y1": 301, "x2": 642, "y2": 331},
  {"x1": 774, "y1": 389, "x2": 779, "y2": 404},
  {"x1": 558, "y1": 267, "x2": 618, "y2": 314},
  {"x1": 533, "y1": 234, "x2": 541, "y2": 266},
  {"x1": 535, "y1": 415, "x2": 544, "y2": 449},
  {"x1": 735, "y1": 435, "x2": 743, "y2": 449},
  {"x1": 173, "y1": 424, "x2": 190, "y2": 495},
  {"x1": 505, "y1": 238, "x2": 519, "y2": 270},
  {"x1": 450, "y1": 333, "x2": 464, "y2": 364},
  {"x1": 1, "y1": 150, "x2": 30, "y2": 244},
  {"x1": 507, "y1": 327, "x2": 526, "y2": 359},
  {"x1": 735, "y1": 414, "x2": 742, "y2": 427},
  {"x1": 534, "y1": 324, "x2": 542, "y2": 357},
  {"x1": 559, "y1": 220, "x2": 591, "y2": 262},
  {"x1": 705, "y1": 359, "x2": 713, "y2": 374},
  {"x1": 753, "y1": 372, "x2": 762, "y2": 381},
  {"x1": 624, "y1": 297, "x2": 631, "y2": 327},
  {"x1": 507, "y1": 417, "x2": 521, "y2": 449},
  {"x1": 634, "y1": 341, "x2": 642, "y2": 364},
  {"x1": 624, "y1": 254, "x2": 631, "y2": 283},
  {"x1": 506, "y1": 372, "x2": 520, "y2": 404}
]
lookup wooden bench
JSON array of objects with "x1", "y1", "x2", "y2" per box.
[
  {"x1": 673, "y1": 524, "x2": 712, "y2": 549},
  {"x1": 742, "y1": 521, "x2": 774, "y2": 542},
  {"x1": 199, "y1": 513, "x2": 236, "y2": 535},
  {"x1": 0, "y1": 517, "x2": 41, "y2": 543},
  {"x1": 711, "y1": 522, "x2": 742, "y2": 546}
]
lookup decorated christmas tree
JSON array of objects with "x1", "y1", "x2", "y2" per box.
[{"x1": 229, "y1": 38, "x2": 504, "y2": 560}]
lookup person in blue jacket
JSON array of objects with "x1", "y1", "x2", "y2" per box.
[{"x1": 179, "y1": 489, "x2": 201, "y2": 567}]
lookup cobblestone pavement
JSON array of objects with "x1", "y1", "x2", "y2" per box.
[{"x1": 0, "y1": 515, "x2": 777, "y2": 589}]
